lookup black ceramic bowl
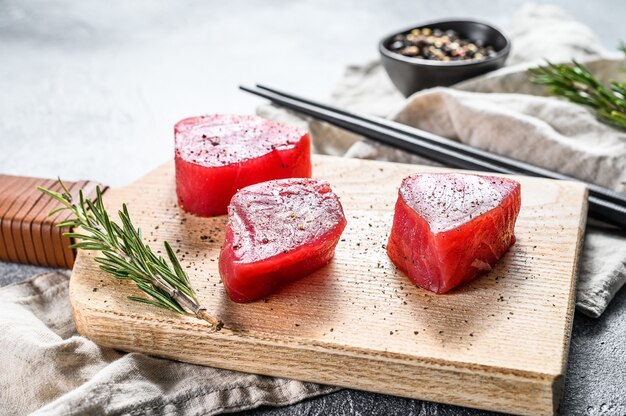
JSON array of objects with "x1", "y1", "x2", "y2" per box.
[{"x1": 379, "y1": 19, "x2": 511, "y2": 97}]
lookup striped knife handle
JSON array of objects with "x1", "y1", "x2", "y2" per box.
[{"x1": 0, "y1": 175, "x2": 106, "y2": 268}]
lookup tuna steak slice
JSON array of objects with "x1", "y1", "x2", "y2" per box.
[
  {"x1": 219, "y1": 178, "x2": 347, "y2": 303},
  {"x1": 387, "y1": 173, "x2": 521, "y2": 294},
  {"x1": 175, "y1": 114, "x2": 311, "y2": 217}
]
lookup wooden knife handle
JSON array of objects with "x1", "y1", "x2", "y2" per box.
[{"x1": 0, "y1": 175, "x2": 106, "y2": 269}]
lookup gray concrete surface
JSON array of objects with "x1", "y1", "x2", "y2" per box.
[{"x1": 2, "y1": 1, "x2": 626, "y2": 415}]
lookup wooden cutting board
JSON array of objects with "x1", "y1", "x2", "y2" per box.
[{"x1": 70, "y1": 155, "x2": 587, "y2": 416}]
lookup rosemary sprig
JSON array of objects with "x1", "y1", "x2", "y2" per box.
[
  {"x1": 529, "y1": 44, "x2": 626, "y2": 131},
  {"x1": 39, "y1": 180, "x2": 223, "y2": 331}
]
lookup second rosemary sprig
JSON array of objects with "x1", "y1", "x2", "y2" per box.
[
  {"x1": 39, "y1": 180, "x2": 223, "y2": 331},
  {"x1": 529, "y1": 44, "x2": 626, "y2": 131}
]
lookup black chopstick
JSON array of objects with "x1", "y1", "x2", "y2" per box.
[{"x1": 240, "y1": 85, "x2": 626, "y2": 229}]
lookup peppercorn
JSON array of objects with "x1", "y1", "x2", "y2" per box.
[{"x1": 387, "y1": 27, "x2": 497, "y2": 62}]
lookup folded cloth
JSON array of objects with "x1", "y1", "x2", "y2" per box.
[
  {"x1": 0, "y1": 271, "x2": 336, "y2": 416},
  {"x1": 259, "y1": 4, "x2": 626, "y2": 318}
]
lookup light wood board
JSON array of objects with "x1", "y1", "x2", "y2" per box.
[{"x1": 70, "y1": 155, "x2": 588, "y2": 416}]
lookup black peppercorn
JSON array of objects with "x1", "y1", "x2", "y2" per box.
[{"x1": 387, "y1": 27, "x2": 496, "y2": 62}]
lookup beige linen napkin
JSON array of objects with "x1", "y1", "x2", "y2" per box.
[
  {"x1": 0, "y1": 271, "x2": 336, "y2": 416},
  {"x1": 259, "y1": 4, "x2": 626, "y2": 318}
]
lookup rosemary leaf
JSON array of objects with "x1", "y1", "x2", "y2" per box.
[
  {"x1": 128, "y1": 297, "x2": 170, "y2": 310},
  {"x1": 164, "y1": 241, "x2": 192, "y2": 287}
]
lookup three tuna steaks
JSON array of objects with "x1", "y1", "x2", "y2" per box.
[{"x1": 174, "y1": 114, "x2": 521, "y2": 303}]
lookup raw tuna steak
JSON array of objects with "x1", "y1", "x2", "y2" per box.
[
  {"x1": 387, "y1": 173, "x2": 521, "y2": 294},
  {"x1": 219, "y1": 178, "x2": 347, "y2": 303},
  {"x1": 175, "y1": 115, "x2": 311, "y2": 217}
]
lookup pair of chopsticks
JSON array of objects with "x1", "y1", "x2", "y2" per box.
[{"x1": 240, "y1": 84, "x2": 626, "y2": 229}]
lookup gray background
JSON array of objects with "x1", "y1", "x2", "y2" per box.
[{"x1": 1, "y1": 1, "x2": 625, "y2": 415}]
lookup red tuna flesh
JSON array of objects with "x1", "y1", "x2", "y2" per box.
[
  {"x1": 387, "y1": 173, "x2": 521, "y2": 294},
  {"x1": 175, "y1": 115, "x2": 311, "y2": 217},
  {"x1": 219, "y1": 178, "x2": 347, "y2": 303}
]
